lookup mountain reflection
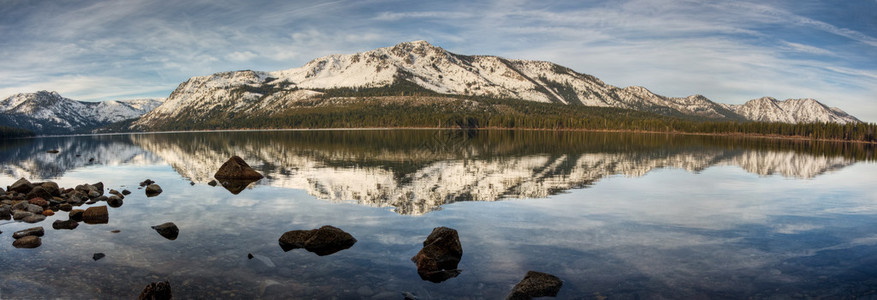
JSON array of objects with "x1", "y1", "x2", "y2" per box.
[{"x1": 2, "y1": 130, "x2": 871, "y2": 215}]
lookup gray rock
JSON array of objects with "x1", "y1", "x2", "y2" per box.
[
  {"x1": 12, "y1": 201, "x2": 29, "y2": 211},
  {"x1": 13, "y1": 210, "x2": 34, "y2": 220},
  {"x1": 25, "y1": 204, "x2": 44, "y2": 214},
  {"x1": 53, "y1": 219, "x2": 79, "y2": 230},
  {"x1": 506, "y1": 271, "x2": 564, "y2": 300},
  {"x1": 145, "y1": 184, "x2": 162, "y2": 197},
  {"x1": 138, "y1": 280, "x2": 172, "y2": 300},
  {"x1": 12, "y1": 235, "x2": 41, "y2": 248},
  {"x1": 151, "y1": 222, "x2": 179, "y2": 240},
  {"x1": 13, "y1": 227, "x2": 44, "y2": 239},
  {"x1": 59, "y1": 203, "x2": 73, "y2": 211},
  {"x1": 22, "y1": 214, "x2": 46, "y2": 223}
]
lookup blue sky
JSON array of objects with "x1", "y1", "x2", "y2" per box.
[{"x1": 1, "y1": 0, "x2": 875, "y2": 121}]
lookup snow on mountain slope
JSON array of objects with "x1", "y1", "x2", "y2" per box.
[
  {"x1": 133, "y1": 41, "x2": 860, "y2": 128},
  {"x1": 728, "y1": 97, "x2": 859, "y2": 124},
  {"x1": 0, "y1": 91, "x2": 163, "y2": 134}
]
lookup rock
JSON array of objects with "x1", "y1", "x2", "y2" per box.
[
  {"x1": 108, "y1": 196, "x2": 123, "y2": 208},
  {"x1": 13, "y1": 210, "x2": 34, "y2": 220},
  {"x1": 28, "y1": 197, "x2": 49, "y2": 208},
  {"x1": 8, "y1": 178, "x2": 33, "y2": 194},
  {"x1": 248, "y1": 253, "x2": 254, "y2": 259},
  {"x1": 23, "y1": 214, "x2": 46, "y2": 223},
  {"x1": 82, "y1": 206, "x2": 109, "y2": 224},
  {"x1": 278, "y1": 225, "x2": 357, "y2": 256},
  {"x1": 42, "y1": 209, "x2": 54, "y2": 216},
  {"x1": 121, "y1": 189, "x2": 131, "y2": 195},
  {"x1": 53, "y1": 219, "x2": 79, "y2": 230},
  {"x1": 109, "y1": 189, "x2": 121, "y2": 196},
  {"x1": 411, "y1": 227, "x2": 463, "y2": 283},
  {"x1": 139, "y1": 179, "x2": 155, "y2": 187},
  {"x1": 59, "y1": 203, "x2": 73, "y2": 211},
  {"x1": 138, "y1": 280, "x2": 172, "y2": 300},
  {"x1": 25, "y1": 203, "x2": 43, "y2": 214},
  {"x1": 207, "y1": 180, "x2": 217, "y2": 187},
  {"x1": 26, "y1": 186, "x2": 53, "y2": 203},
  {"x1": 506, "y1": 271, "x2": 564, "y2": 300},
  {"x1": 92, "y1": 182, "x2": 104, "y2": 194},
  {"x1": 93, "y1": 253, "x2": 105, "y2": 261},
  {"x1": 69, "y1": 209, "x2": 85, "y2": 221},
  {"x1": 40, "y1": 182, "x2": 61, "y2": 196},
  {"x1": 0, "y1": 205, "x2": 10, "y2": 219},
  {"x1": 214, "y1": 156, "x2": 264, "y2": 180},
  {"x1": 145, "y1": 184, "x2": 162, "y2": 197},
  {"x1": 46, "y1": 149, "x2": 59, "y2": 154},
  {"x1": 12, "y1": 235, "x2": 41, "y2": 248},
  {"x1": 151, "y1": 222, "x2": 179, "y2": 240},
  {"x1": 219, "y1": 179, "x2": 258, "y2": 195},
  {"x1": 13, "y1": 227, "x2": 44, "y2": 239},
  {"x1": 12, "y1": 201, "x2": 29, "y2": 211}
]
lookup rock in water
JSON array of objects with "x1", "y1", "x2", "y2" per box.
[
  {"x1": 13, "y1": 227, "x2": 45, "y2": 239},
  {"x1": 26, "y1": 187, "x2": 53, "y2": 202},
  {"x1": 22, "y1": 214, "x2": 46, "y2": 223},
  {"x1": 138, "y1": 280, "x2": 172, "y2": 300},
  {"x1": 82, "y1": 206, "x2": 109, "y2": 224},
  {"x1": 506, "y1": 271, "x2": 563, "y2": 300},
  {"x1": 214, "y1": 156, "x2": 264, "y2": 180},
  {"x1": 12, "y1": 235, "x2": 41, "y2": 248},
  {"x1": 145, "y1": 184, "x2": 162, "y2": 197},
  {"x1": 69, "y1": 209, "x2": 85, "y2": 221},
  {"x1": 93, "y1": 253, "x2": 106, "y2": 261},
  {"x1": 151, "y1": 222, "x2": 179, "y2": 240},
  {"x1": 411, "y1": 227, "x2": 463, "y2": 283},
  {"x1": 278, "y1": 225, "x2": 357, "y2": 256},
  {"x1": 53, "y1": 219, "x2": 79, "y2": 230},
  {"x1": 139, "y1": 179, "x2": 155, "y2": 187}
]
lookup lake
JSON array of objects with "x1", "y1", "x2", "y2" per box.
[{"x1": 1, "y1": 130, "x2": 876, "y2": 299}]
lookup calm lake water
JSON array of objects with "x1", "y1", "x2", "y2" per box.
[{"x1": 1, "y1": 130, "x2": 876, "y2": 299}]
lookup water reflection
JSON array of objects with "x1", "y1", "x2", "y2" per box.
[{"x1": 1, "y1": 130, "x2": 871, "y2": 215}]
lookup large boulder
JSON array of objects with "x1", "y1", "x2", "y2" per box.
[
  {"x1": 214, "y1": 156, "x2": 264, "y2": 180},
  {"x1": 411, "y1": 227, "x2": 463, "y2": 283},
  {"x1": 138, "y1": 280, "x2": 172, "y2": 300},
  {"x1": 82, "y1": 206, "x2": 109, "y2": 224},
  {"x1": 278, "y1": 225, "x2": 357, "y2": 256},
  {"x1": 151, "y1": 222, "x2": 179, "y2": 240},
  {"x1": 25, "y1": 186, "x2": 53, "y2": 201},
  {"x1": 145, "y1": 184, "x2": 162, "y2": 197},
  {"x1": 8, "y1": 178, "x2": 33, "y2": 194},
  {"x1": 506, "y1": 271, "x2": 564, "y2": 300}
]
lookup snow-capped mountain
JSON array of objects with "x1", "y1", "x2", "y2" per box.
[
  {"x1": 133, "y1": 41, "x2": 859, "y2": 129},
  {"x1": 727, "y1": 97, "x2": 859, "y2": 124},
  {"x1": 0, "y1": 91, "x2": 163, "y2": 134}
]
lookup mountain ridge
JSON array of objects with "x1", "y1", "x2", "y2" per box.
[
  {"x1": 0, "y1": 90, "x2": 163, "y2": 134},
  {"x1": 132, "y1": 41, "x2": 859, "y2": 130}
]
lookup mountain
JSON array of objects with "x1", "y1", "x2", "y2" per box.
[
  {"x1": 0, "y1": 91, "x2": 163, "y2": 134},
  {"x1": 132, "y1": 41, "x2": 859, "y2": 130}
]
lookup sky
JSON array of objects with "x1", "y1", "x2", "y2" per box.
[{"x1": 1, "y1": 0, "x2": 875, "y2": 121}]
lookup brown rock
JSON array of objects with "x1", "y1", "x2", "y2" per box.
[
  {"x1": 40, "y1": 182, "x2": 61, "y2": 196},
  {"x1": 13, "y1": 227, "x2": 44, "y2": 239},
  {"x1": 53, "y1": 219, "x2": 79, "y2": 230},
  {"x1": 12, "y1": 235, "x2": 41, "y2": 248},
  {"x1": 506, "y1": 271, "x2": 564, "y2": 300},
  {"x1": 138, "y1": 280, "x2": 172, "y2": 300},
  {"x1": 8, "y1": 178, "x2": 33, "y2": 194},
  {"x1": 82, "y1": 206, "x2": 108, "y2": 224},
  {"x1": 42, "y1": 209, "x2": 54, "y2": 216},
  {"x1": 151, "y1": 222, "x2": 179, "y2": 240},
  {"x1": 145, "y1": 184, "x2": 162, "y2": 197},
  {"x1": 278, "y1": 225, "x2": 357, "y2": 256},
  {"x1": 22, "y1": 214, "x2": 46, "y2": 223},
  {"x1": 214, "y1": 156, "x2": 264, "y2": 180},
  {"x1": 69, "y1": 209, "x2": 86, "y2": 221},
  {"x1": 28, "y1": 197, "x2": 49, "y2": 208},
  {"x1": 25, "y1": 186, "x2": 53, "y2": 202},
  {"x1": 411, "y1": 227, "x2": 463, "y2": 283}
]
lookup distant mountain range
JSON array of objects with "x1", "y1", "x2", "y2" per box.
[
  {"x1": 1, "y1": 41, "x2": 861, "y2": 135},
  {"x1": 0, "y1": 91, "x2": 162, "y2": 134}
]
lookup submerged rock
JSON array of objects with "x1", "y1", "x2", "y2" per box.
[
  {"x1": 278, "y1": 225, "x2": 357, "y2": 256},
  {"x1": 12, "y1": 235, "x2": 41, "y2": 248},
  {"x1": 411, "y1": 227, "x2": 463, "y2": 283},
  {"x1": 506, "y1": 271, "x2": 563, "y2": 300},
  {"x1": 82, "y1": 206, "x2": 109, "y2": 224},
  {"x1": 214, "y1": 156, "x2": 264, "y2": 180},
  {"x1": 138, "y1": 280, "x2": 172, "y2": 300},
  {"x1": 145, "y1": 184, "x2": 162, "y2": 197},
  {"x1": 151, "y1": 222, "x2": 179, "y2": 240},
  {"x1": 13, "y1": 227, "x2": 45, "y2": 239}
]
